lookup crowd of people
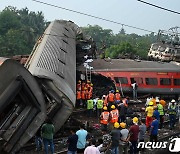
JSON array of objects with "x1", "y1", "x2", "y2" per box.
[{"x1": 33, "y1": 80, "x2": 179, "y2": 154}]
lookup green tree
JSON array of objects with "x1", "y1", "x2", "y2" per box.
[{"x1": 0, "y1": 6, "x2": 47, "y2": 56}]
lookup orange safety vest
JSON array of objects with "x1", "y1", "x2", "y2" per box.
[
  {"x1": 76, "y1": 91, "x2": 81, "y2": 100},
  {"x1": 81, "y1": 83, "x2": 85, "y2": 91},
  {"x1": 108, "y1": 93, "x2": 115, "y2": 102},
  {"x1": 100, "y1": 111, "x2": 110, "y2": 124},
  {"x1": 85, "y1": 90, "x2": 91, "y2": 99},
  {"x1": 110, "y1": 109, "x2": 119, "y2": 123},
  {"x1": 85, "y1": 83, "x2": 90, "y2": 89},
  {"x1": 81, "y1": 91, "x2": 86, "y2": 100},
  {"x1": 115, "y1": 93, "x2": 121, "y2": 101}
]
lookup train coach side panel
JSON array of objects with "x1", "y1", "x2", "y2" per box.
[{"x1": 26, "y1": 20, "x2": 77, "y2": 131}]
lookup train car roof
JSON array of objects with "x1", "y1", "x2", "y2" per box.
[{"x1": 84, "y1": 59, "x2": 180, "y2": 72}]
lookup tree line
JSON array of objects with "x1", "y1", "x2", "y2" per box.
[{"x1": 0, "y1": 6, "x2": 159, "y2": 59}]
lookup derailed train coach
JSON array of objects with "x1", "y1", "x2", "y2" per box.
[
  {"x1": 89, "y1": 59, "x2": 180, "y2": 98},
  {"x1": 0, "y1": 20, "x2": 90, "y2": 153}
]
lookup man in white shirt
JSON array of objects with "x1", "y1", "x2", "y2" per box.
[
  {"x1": 84, "y1": 139, "x2": 100, "y2": 154},
  {"x1": 131, "y1": 81, "x2": 138, "y2": 100}
]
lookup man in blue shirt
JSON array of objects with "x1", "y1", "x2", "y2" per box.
[
  {"x1": 76, "y1": 125, "x2": 88, "y2": 153},
  {"x1": 153, "y1": 106, "x2": 160, "y2": 121},
  {"x1": 150, "y1": 115, "x2": 159, "y2": 142}
]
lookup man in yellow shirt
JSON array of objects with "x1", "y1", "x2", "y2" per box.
[{"x1": 145, "y1": 101, "x2": 154, "y2": 130}]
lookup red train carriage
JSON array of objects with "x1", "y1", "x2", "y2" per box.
[{"x1": 89, "y1": 59, "x2": 180, "y2": 97}]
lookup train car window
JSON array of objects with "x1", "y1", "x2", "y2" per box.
[
  {"x1": 114, "y1": 77, "x2": 128, "y2": 84},
  {"x1": 130, "y1": 77, "x2": 143, "y2": 84},
  {"x1": 145, "y1": 78, "x2": 158, "y2": 85},
  {"x1": 160, "y1": 78, "x2": 171, "y2": 85},
  {"x1": 174, "y1": 79, "x2": 180, "y2": 85}
]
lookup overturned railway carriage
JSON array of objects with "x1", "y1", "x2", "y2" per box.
[
  {"x1": 89, "y1": 59, "x2": 180, "y2": 97},
  {"x1": 0, "y1": 20, "x2": 89, "y2": 153}
]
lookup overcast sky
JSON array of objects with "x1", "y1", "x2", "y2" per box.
[{"x1": 0, "y1": 0, "x2": 180, "y2": 35}]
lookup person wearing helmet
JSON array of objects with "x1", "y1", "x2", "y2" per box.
[
  {"x1": 168, "y1": 99, "x2": 177, "y2": 129},
  {"x1": 156, "y1": 100, "x2": 164, "y2": 129},
  {"x1": 119, "y1": 122, "x2": 129, "y2": 154},
  {"x1": 145, "y1": 101, "x2": 154, "y2": 129},
  {"x1": 107, "y1": 90, "x2": 115, "y2": 110},
  {"x1": 109, "y1": 105, "x2": 119, "y2": 130},
  {"x1": 115, "y1": 90, "x2": 121, "y2": 104},
  {"x1": 159, "y1": 97, "x2": 166, "y2": 108},
  {"x1": 89, "y1": 84, "x2": 93, "y2": 99},
  {"x1": 97, "y1": 98, "x2": 103, "y2": 118},
  {"x1": 100, "y1": 106, "x2": 109, "y2": 131},
  {"x1": 87, "y1": 98, "x2": 94, "y2": 117},
  {"x1": 127, "y1": 117, "x2": 139, "y2": 154},
  {"x1": 110, "y1": 122, "x2": 121, "y2": 154}
]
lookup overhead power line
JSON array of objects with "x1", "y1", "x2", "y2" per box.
[
  {"x1": 137, "y1": 0, "x2": 180, "y2": 15},
  {"x1": 31, "y1": 0, "x2": 156, "y2": 34}
]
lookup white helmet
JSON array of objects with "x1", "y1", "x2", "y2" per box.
[{"x1": 171, "y1": 99, "x2": 175, "y2": 103}]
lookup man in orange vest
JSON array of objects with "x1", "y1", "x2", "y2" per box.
[
  {"x1": 107, "y1": 90, "x2": 115, "y2": 111},
  {"x1": 89, "y1": 83, "x2": 93, "y2": 99},
  {"x1": 81, "y1": 88, "x2": 86, "y2": 108},
  {"x1": 115, "y1": 90, "x2": 121, "y2": 104},
  {"x1": 100, "y1": 106, "x2": 110, "y2": 131},
  {"x1": 109, "y1": 105, "x2": 119, "y2": 130}
]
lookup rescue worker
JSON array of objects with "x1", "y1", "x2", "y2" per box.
[
  {"x1": 87, "y1": 98, "x2": 94, "y2": 117},
  {"x1": 159, "y1": 97, "x2": 166, "y2": 108},
  {"x1": 150, "y1": 95, "x2": 156, "y2": 106},
  {"x1": 81, "y1": 81, "x2": 86, "y2": 91},
  {"x1": 89, "y1": 83, "x2": 93, "y2": 99},
  {"x1": 107, "y1": 90, "x2": 115, "y2": 111},
  {"x1": 109, "y1": 105, "x2": 119, "y2": 130},
  {"x1": 168, "y1": 99, "x2": 177, "y2": 129},
  {"x1": 97, "y1": 98, "x2": 104, "y2": 118},
  {"x1": 115, "y1": 90, "x2": 121, "y2": 104},
  {"x1": 85, "y1": 87, "x2": 91, "y2": 102},
  {"x1": 81, "y1": 88, "x2": 86, "y2": 108},
  {"x1": 85, "y1": 80, "x2": 91, "y2": 90},
  {"x1": 100, "y1": 106, "x2": 110, "y2": 131},
  {"x1": 145, "y1": 101, "x2": 154, "y2": 130},
  {"x1": 76, "y1": 90, "x2": 81, "y2": 108},
  {"x1": 156, "y1": 100, "x2": 164, "y2": 129}
]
